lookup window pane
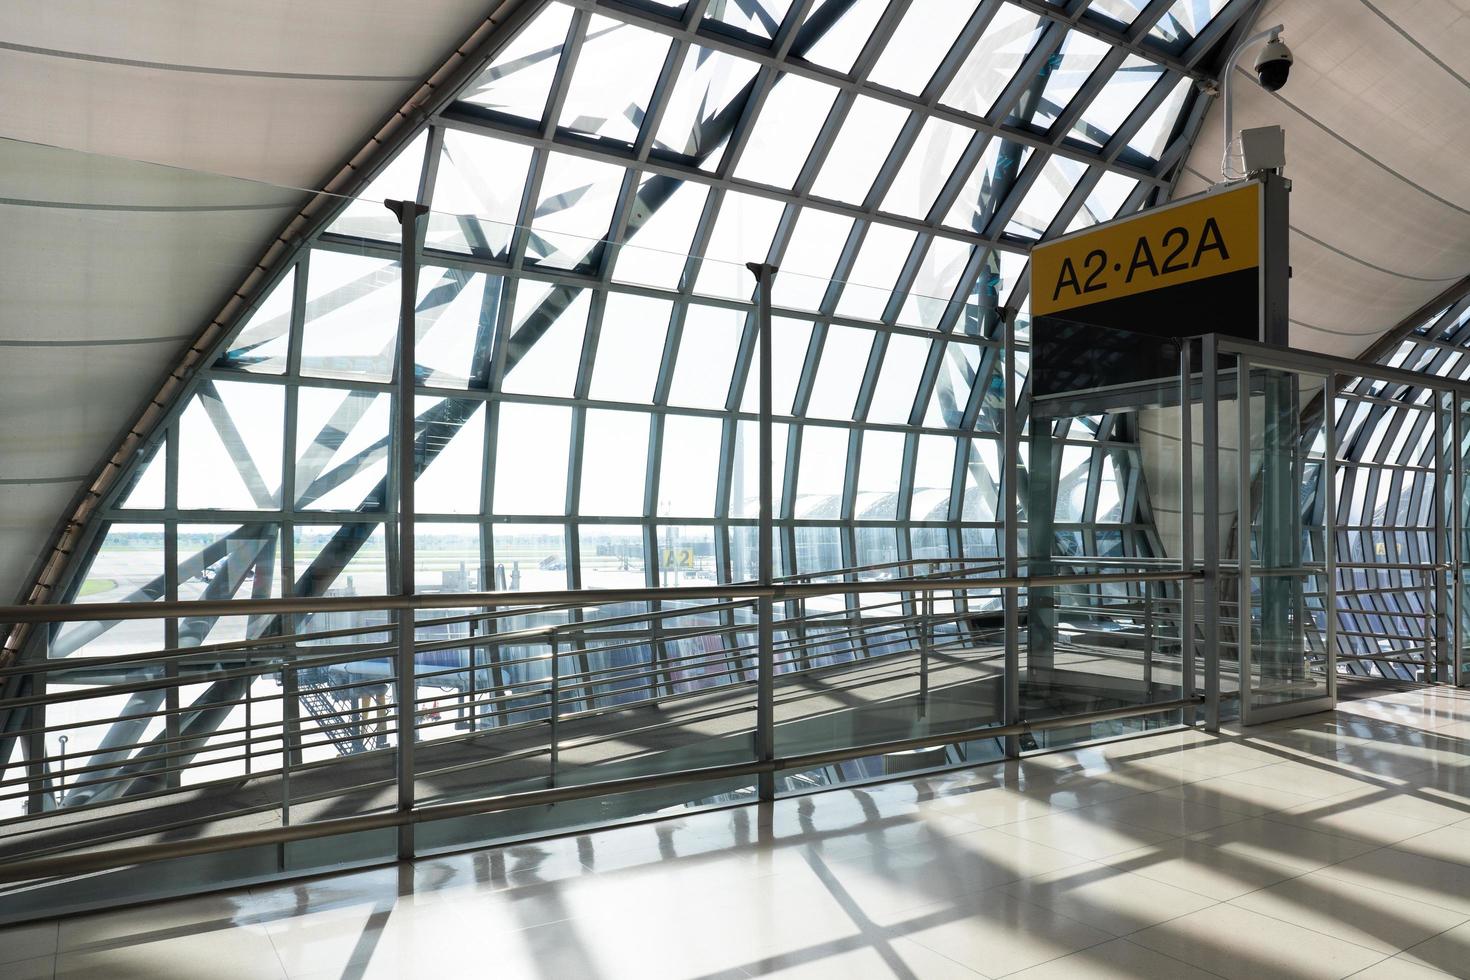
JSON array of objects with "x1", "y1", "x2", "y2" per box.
[
  {"x1": 415, "y1": 523, "x2": 482, "y2": 593},
  {"x1": 493, "y1": 523, "x2": 568, "y2": 591},
  {"x1": 706, "y1": 0, "x2": 794, "y2": 39},
  {"x1": 869, "y1": 0, "x2": 981, "y2": 94},
  {"x1": 579, "y1": 524, "x2": 647, "y2": 587},
  {"x1": 856, "y1": 430, "x2": 904, "y2": 518},
  {"x1": 668, "y1": 303, "x2": 744, "y2": 409},
  {"x1": 798, "y1": 0, "x2": 888, "y2": 73},
  {"x1": 590, "y1": 292, "x2": 671, "y2": 403},
  {"x1": 740, "y1": 317, "x2": 814, "y2": 415},
  {"x1": 218, "y1": 267, "x2": 293, "y2": 375},
  {"x1": 658, "y1": 414, "x2": 723, "y2": 517},
  {"x1": 807, "y1": 325, "x2": 872, "y2": 420},
  {"x1": 734, "y1": 73, "x2": 839, "y2": 189},
  {"x1": 882, "y1": 118, "x2": 973, "y2": 219},
  {"x1": 416, "y1": 267, "x2": 503, "y2": 390},
  {"x1": 178, "y1": 380, "x2": 284, "y2": 510},
  {"x1": 501, "y1": 285, "x2": 589, "y2": 397},
  {"x1": 653, "y1": 46, "x2": 760, "y2": 170},
  {"x1": 581, "y1": 409, "x2": 649, "y2": 515},
  {"x1": 613, "y1": 173, "x2": 708, "y2": 289},
  {"x1": 527, "y1": 153, "x2": 623, "y2": 270},
  {"x1": 810, "y1": 96, "x2": 911, "y2": 205},
  {"x1": 731, "y1": 420, "x2": 788, "y2": 519},
  {"x1": 772, "y1": 208, "x2": 851, "y2": 311},
  {"x1": 943, "y1": 137, "x2": 1033, "y2": 234},
  {"x1": 912, "y1": 435, "x2": 957, "y2": 519},
  {"x1": 427, "y1": 130, "x2": 532, "y2": 259},
  {"x1": 300, "y1": 250, "x2": 398, "y2": 382},
  {"x1": 495, "y1": 403, "x2": 570, "y2": 515},
  {"x1": 694, "y1": 192, "x2": 785, "y2": 298},
  {"x1": 295, "y1": 388, "x2": 390, "y2": 512},
  {"x1": 414, "y1": 398, "x2": 484, "y2": 515},
  {"x1": 836, "y1": 224, "x2": 916, "y2": 321},
  {"x1": 868, "y1": 334, "x2": 930, "y2": 424},
  {"x1": 558, "y1": 14, "x2": 670, "y2": 144},
  {"x1": 961, "y1": 438, "x2": 1001, "y2": 522},
  {"x1": 459, "y1": 1, "x2": 572, "y2": 121},
  {"x1": 942, "y1": 4, "x2": 1047, "y2": 117},
  {"x1": 796, "y1": 425, "x2": 849, "y2": 517}
]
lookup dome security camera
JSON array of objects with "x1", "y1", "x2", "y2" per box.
[{"x1": 1254, "y1": 37, "x2": 1293, "y2": 92}]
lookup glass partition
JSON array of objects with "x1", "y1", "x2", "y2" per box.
[{"x1": 1237, "y1": 359, "x2": 1334, "y2": 723}]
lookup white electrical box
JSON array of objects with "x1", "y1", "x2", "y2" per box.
[{"x1": 1240, "y1": 125, "x2": 1286, "y2": 174}]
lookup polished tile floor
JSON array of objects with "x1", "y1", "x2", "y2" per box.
[{"x1": 4, "y1": 686, "x2": 1468, "y2": 979}]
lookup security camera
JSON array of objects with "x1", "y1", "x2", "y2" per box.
[{"x1": 1254, "y1": 37, "x2": 1293, "y2": 92}]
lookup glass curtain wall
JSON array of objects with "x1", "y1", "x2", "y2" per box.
[{"x1": 10, "y1": 0, "x2": 1251, "y2": 829}]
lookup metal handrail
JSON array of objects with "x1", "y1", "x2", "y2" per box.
[
  {"x1": 0, "y1": 569, "x2": 1198, "y2": 625},
  {"x1": 0, "y1": 693, "x2": 1202, "y2": 884}
]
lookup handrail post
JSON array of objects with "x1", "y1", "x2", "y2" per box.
[
  {"x1": 386, "y1": 197, "x2": 429, "y2": 861},
  {"x1": 1143, "y1": 584, "x2": 1155, "y2": 695},
  {"x1": 549, "y1": 634, "x2": 559, "y2": 786},
  {"x1": 748, "y1": 261, "x2": 777, "y2": 802},
  {"x1": 919, "y1": 588, "x2": 931, "y2": 714},
  {"x1": 1002, "y1": 308, "x2": 1021, "y2": 757}
]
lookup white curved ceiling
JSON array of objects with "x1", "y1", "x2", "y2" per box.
[
  {"x1": 0, "y1": 1, "x2": 499, "y2": 603},
  {"x1": 1179, "y1": 0, "x2": 1470, "y2": 359}
]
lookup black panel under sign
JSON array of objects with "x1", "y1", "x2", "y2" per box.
[{"x1": 1032, "y1": 269, "x2": 1258, "y2": 398}]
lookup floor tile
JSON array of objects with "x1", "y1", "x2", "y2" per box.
[
  {"x1": 0, "y1": 919, "x2": 59, "y2": 965},
  {"x1": 996, "y1": 810, "x2": 1177, "y2": 861},
  {"x1": 55, "y1": 921, "x2": 287, "y2": 979},
  {"x1": 1397, "y1": 920, "x2": 1470, "y2": 977},
  {"x1": 1129, "y1": 903, "x2": 1387, "y2": 980},
  {"x1": 899, "y1": 893, "x2": 1114, "y2": 978},
  {"x1": 1154, "y1": 773, "x2": 1323, "y2": 816},
  {"x1": 1071, "y1": 791, "x2": 1248, "y2": 837},
  {"x1": 1391, "y1": 821, "x2": 1470, "y2": 867},
  {"x1": 1263, "y1": 794, "x2": 1450, "y2": 846},
  {"x1": 1, "y1": 955, "x2": 56, "y2": 980},
  {"x1": 1000, "y1": 860, "x2": 1217, "y2": 936},
  {"x1": 1348, "y1": 957, "x2": 1458, "y2": 979},
  {"x1": 1005, "y1": 937, "x2": 1223, "y2": 979},
  {"x1": 1101, "y1": 837, "x2": 1301, "y2": 901},
  {"x1": 1225, "y1": 760, "x2": 1393, "y2": 800},
  {"x1": 1186, "y1": 816, "x2": 1380, "y2": 874},
  {"x1": 1317, "y1": 848, "x2": 1470, "y2": 916},
  {"x1": 742, "y1": 935, "x2": 988, "y2": 979},
  {"x1": 1230, "y1": 872, "x2": 1470, "y2": 954}
]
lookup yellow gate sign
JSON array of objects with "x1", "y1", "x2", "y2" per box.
[
  {"x1": 1032, "y1": 181, "x2": 1260, "y2": 318},
  {"x1": 661, "y1": 548, "x2": 695, "y2": 570}
]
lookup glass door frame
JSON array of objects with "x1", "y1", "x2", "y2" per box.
[{"x1": 1235, "y1": 350, "x2": 1336, "y2": 726}]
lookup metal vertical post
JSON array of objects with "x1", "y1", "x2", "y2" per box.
[
  {"x1": 1324, "y1": 375, "x2": 1337, "y2": 702},
  {"x1": 1179, "y1": 341, "x2": 1195, "y2": 722},
  {"x1": 919, "y1": 588, "x2": 931, "y2": 713},
  {"x1": 1237, "y1": 353, "x2": 1253, "y2": 724},
  {"x1": 1201, "y1": 334, "x2": 1221, "y2": 731},
  {"x1": 549, "y1": 635, "x2": 559, "y2": 784},
  {"x1": 1433, "y1": 394, "x2": 1449, "y2": 684},
  {"x1": 747, "y1": 262, "x2": 777, "y2": 800},
  {"x1": 1002, "y1": 309, "x2": 1021, "y2": 757},
  {"x1": 1455, "y1": 396, "x2": 1466, "y2": 687},
  {"x1": 387, "y1": 198, "x2": 429, "y2": 861}
]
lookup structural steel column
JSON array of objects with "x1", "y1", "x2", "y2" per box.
[
  {"x1": 1003, "y1": 310, "x2": 1021, "y2": 757},
  {"x1": 747, "y1": 262, "x2": 777, "y2": 801},
  {"x1": 387, "y1": 199, "x2": 430, "y2": 860}
]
